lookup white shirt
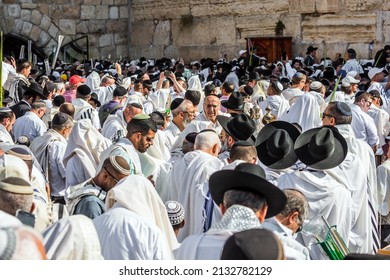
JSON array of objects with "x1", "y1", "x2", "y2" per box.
[
  {"x1": 13, "y1": 111, "x2": 47, "y2": 143},
  {"x1": 342, "y1": 59, "x2": 364, "y2": 74},
  {"x1": 349, "y1": 104, "x2": 379, "y2": 147},
  {"x1": 164, "y1": 121, "x2": 181, "y2": 151},
  {"x1": 0, "y1": 124, "x2": 14, "y2": 145}
]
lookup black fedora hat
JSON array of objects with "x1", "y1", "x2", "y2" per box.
[
  {"x1": 255, "y1": 121, "x2": 301, "y2": 169},
  {"x1": 22, "y1": 82, "x2": 47, "y2": 100},
  {"x1": 294, "y1": 126, "x2": 347, "y2": 170},
  {"x1": 221, "y1": 91, "x2": 244, "y2": 111},
  {"x1": 306, "y1": 46, "x2": 318, "y2": 54},
  {"x1": 209, "y1": 163, "x2": 287, "y2": 218},
  {"x1": 217, "y1": 114, "x2": 256, "y2": 143}
]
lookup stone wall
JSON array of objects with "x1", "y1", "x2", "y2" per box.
[
  {"x1": 0, "y1": 0, "x2": 390, "y2": 62},
  {"x1": 0, "y1": 0, "x2": 130, "y2": 61},
  {"x1": 130, "y1": 0, "x2": 390, "y2": 62}
]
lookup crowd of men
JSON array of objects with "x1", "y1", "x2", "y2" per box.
[{"x1": 1, "y1": 44, "x2": 390, "y2": 260}]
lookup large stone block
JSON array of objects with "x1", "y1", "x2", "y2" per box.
[
  {"x1": 29, "y1": 25, "x2": 41, "y2": 41},
  {"x1": 62, "y1": 6, "x2": 80, "y2": 19},
  {"x1": 129, "y1": 45, "x2": 165, "y2": 59},
  {"x1": 20, "y1": 9, "x2": 31, "y2": 22},
  {"x1": 107, "y1": 19, "x2": 127, "y2": 33},
  {"x1": 119, "y1": 5, "x2": 129, "y2": 19},
  {"x1": 96, "y1": 5, "x2": 109, "y2": 20},
  {"x1": 100, "y1": 45, "x2": 116, "y2": 59},
  {"x1": 12, "y1": 18, "x2": 23, "y2": 34},
  {"x1": 153, "y1": 20, "x2": 170, "y2": 46},
  {"x1": 99, "y1": 34, "x2": 113, "y2": 47},
  {"x1": 115, "y1": 0, "x2": 128, "y2": 5},
  {"x1": 31, "y1": 10, "x2": 42, "y2": 26},
  {"x1": 49, "y1": 5, "x2": 63, "y2": 19},
  {"x1": 85, "y1": 0, "x2": 101, "y2": 4},
  {"x1": 37, "y1": 4, "x2": 49, "y2": 16},
  {"x1": 302, "y1": 14, "x2": 376, "y2": 43},
  {"x1": 40, "y1": 15, "x2": 51, "y2": 31},
  {"x1": 59, "y1": 19, "x2": 76, "y2": 35},
  {"x1": 76, "y1": 21, "x2": 89, "y2": 34},
  {"x1": 20, "y1": 4, "x2": 37, "y2": 9},
  {"x1": 115, "y1": 44, "x2": 129, "y2": 58},
  {"x1": 20, "y1": 21, "x2": 33, "y2": 37},
  {"x1": 289, "y1": 0, "x2": 339, "y2": 13},
  {"x1": 109, "y1": 6, "x2": 119, "y2": 19},
  {"x1": 48, "y1": 23, "x2": 59, "y2": 38},
  {"x1": 81, "y1": 5, "x2": 96, "y2": 20},
  {"x1": 131, "y1": 21, "x2": 154, "y2": 46},
  {"x1": 346, "y1": 0, "x2": 382, "y2": 12},
  {"x1": 115, "y1": 33, "x2": 128, "y2": 45},
  {"x1": 7, "y1": 4, "x2": 21, "y2": 18},
  {"x1": 88, "y1": 20, "x2": 107, "y2": 33}
]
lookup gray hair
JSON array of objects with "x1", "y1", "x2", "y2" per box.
[
  {"x1": 223, "y1": 189, "x2": 266, "y2": 212},
  {"x1": 278, "y1": 189, "x2": 308, "y2": 224},
  {"x1": 194, "y1": 130, "x2": 220, "y2": 151},
  {"x1": 172, "y1": 99, "x2": 193, "y2": 117},
  {"x1": 53, "y1": 82, "x2": 65, "y2": 92}
]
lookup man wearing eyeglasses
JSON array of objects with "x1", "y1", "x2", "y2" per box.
[
  {"x1": 349, "y1": 91, "x2": 379, "y2": 149},
  {"x1": 263, "y1": 189, "x2": 310, "y2": 260},
  {"x1": 65, "y1": 155, "x2": 131, "y2": 219}
]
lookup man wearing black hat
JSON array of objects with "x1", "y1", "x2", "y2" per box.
[
  {"x1": 72, "y1": 84, "x2": 100, "y2": 130},
  {"x1": 11, "y1": 82, "x2": 47, "y2": 119},
  {"x1": 217, "y1": 113, "x2": 256, "y2": 163},
  {"x1": 277, "y1": 126, "x2": 355, "y2": 259},
  {"x1": 220, "y1": 91, "x2": 245, "y2": 117},
  {"x1": 304, "y1": 46, "x2": 318, "y2": 67},
  {"x1": 323, "y1": 101, "x2": 381, "y2": 253},
  {"x1": 175, "y1": 162, "x2": 286, "y2": 260}
]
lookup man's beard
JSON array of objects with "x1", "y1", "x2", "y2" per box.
[{"x1": 182, "y1": 116, "x2": 191, "y2": 128}]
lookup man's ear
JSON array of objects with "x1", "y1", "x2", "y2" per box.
[
  {"x1": 212, "y1": 143, "x2": 219, "y2": 155},
  {"x1": 288, "y1": 211, "x2": 299, "y2": 225},
  {"x1": 30, "y1": 201, "x2": 36, "y2": 214}
]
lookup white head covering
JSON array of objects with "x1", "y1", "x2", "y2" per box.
[
  {"x1": 279, "y1": 93, "x2": 322, "y2": 132},
  {"x1": 42, "y1": 215, "x2": 103, "y2": 260},
  {"x1": 106, "y1": 175, "x2": 179, "y2": 251},
  {"x1": 63, "y1": 119, "x2": 111, "y2": 172},
  {"x1": 85, "y1": 71, "x2": 101, "y2": 91}
]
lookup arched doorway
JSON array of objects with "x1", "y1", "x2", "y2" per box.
[{"x1": 3, "y1": 34, "x2": 46, "y2": 62}]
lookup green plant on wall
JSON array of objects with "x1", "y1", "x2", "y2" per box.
[{"x1": 275, "y1": 20, "x2": 285, "y2": 36}]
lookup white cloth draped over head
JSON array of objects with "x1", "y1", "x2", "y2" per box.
[
  {"x1": 63, "y1": 119, "x2": 111, "y2": 187},
  {"x1": 42, "y1": 215, "x2": 103, "y2": 260},
  {"x1": 85, "y1": 71, "x2": 101, "y2": 91},
  {"x1": 105, "y1": 175, "x2": 179, "y2": 252},
  {"x1": 259, "y1": 95, "x2": 290, "y2": 119},
  {"x1": 279, "y1": 93, "x2": 322, "y2": 132},
  {"x1": 187, "y1": 75, "x2": 205, "y2": 112}
]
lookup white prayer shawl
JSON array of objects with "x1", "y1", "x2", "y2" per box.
[
  {"x1": 368, "y1": 106, "x2": 390, "y2": 149},
  {"x1": 175, "y1": 205, "x2": 262, "y2": 260},
  {"x1": 63, "y1": 120, "x2": 111, "y2": 187},
  {"x1": 259, "y1": 95, "x2": 290, "y2": 119},
  {"x1": 279, "y1": 93, "x2": 322, "y2": 132},
  {"x1": 72, "y1": 98, "x2": 101, "y2": 130},
  {"x1": 277, "y1": 170, "x2": 353, "y2": 249},
  {"x1": 174, "y1": 150, "x2": 224, "y2": 242},
  {"x1": 281, "y1": 87, "x2": 304, "y2": 105},
  {"x1": 170, "y1": 118, "x2": 222, "y2": 152},
  {"x1": 309, "y1": 90, "x2": 327, "y2": 113},
  {"x1": 93, "y1": 84, "x2": 115, "y2": 105},
  {"x1": 5, "y1": 73, "x2": 30, "y2": 106},
  {"x1": 336, "y1": 124, "x2": 381, "y2": 211},
  {"x1": 101, "y1": 109, "x2": 127, "y2": 142},
  {"x1": 149, "y1": 88, "x2": 170, "y2": 110},
  {"x1": 43, "y1": 215, "x2": 103, "y2": 260},
  {"x1": 1, "y1": 62, "x2": 16, "y2": 87},
  {"x1": 326, "y1": 152, "x2": 372, "y2": 253},
  {"x1": 85, "y1": 71, "x2": 101, "y2": 91},
  {"x1": 105, "y1": 175, "x2": 179, "y2": 253},
  {"x1": 97, "y1": 137, "x2": 140, "y2": 175},
  {"x1": 0, "y1": 124, "x2": 14, "y2": 145},
  {"x1": 349, "y1": 104, "x2": 379, "y2": 147},
  {"x1": 377, "y1": 160, "x2": 390, "y2": 215},
  {"x1": 146, "y1": 129, "x2": 170, "y2": 162},
  {"x1": 164, "y1": 121, "x2": 181, "y2": 151}
]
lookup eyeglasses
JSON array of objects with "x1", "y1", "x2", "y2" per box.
[
  {"x1": 321, "y1": 112, "x2": 334, "y2": 119},
  {"x1": 104, "y1": 167, "x2": 119, "y2": 184},
  {"x1": 364, "y1": 99, "x2": 372, "y2": 106}
]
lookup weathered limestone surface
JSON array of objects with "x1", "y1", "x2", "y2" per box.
[{"x1": 0, "y1": 0, "x2": 389, "y2": 61}]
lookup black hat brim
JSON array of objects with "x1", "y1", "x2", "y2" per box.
[
  {"x1": 221, "y1": 100, "x2": 244, "y2": 111},
  {"x1": 294, "y1": 126, "x2": 347, "y2": 170},
  {"x1": 209, "y1": 170, "x2": 287, "y2": 218},
  {"x1": 255, "y1": 121, "x2": 300, "y2": 169}
]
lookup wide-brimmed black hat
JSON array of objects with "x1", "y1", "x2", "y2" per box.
[
  {"x1": 209, "y1": 163, "x2": 287, "y2": 218},
  {"x1": 90, "y1": 92, "x2": 101, "y2": 107},
  {"x1": 221, "y1": 91, "x2": 244, "y2": 111},
  {"x1": 294, "y1": 126, "x2": 347, "y2": 170},
  {"x1": 217, "y1": 114, "x2": 256, "y2": 143},
  {"x1": 306, "y1": 46, "x2": 318, "y2": 54},
  {"x1": 255, "y1": 121, "x2": 301, "y2": 169},
  {"x1": 22, "y1": 82, "x2": 47, "y2": 100}
]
